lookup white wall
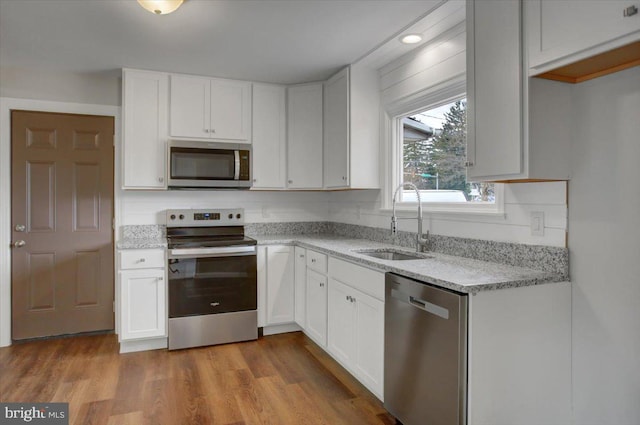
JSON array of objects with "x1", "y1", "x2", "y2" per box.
[
  {"x1": 0, "y1": 66, "x2": 120, "y2": 106},
  {"x1": 119, "y1": 189, "x2": 329, "y2": 226},
  {"x1": 569, "y1": 66, "x2": 640, "y2": 425},
  {"x1": 329, "y1": 182, "x2": 567, "y2": 247}
]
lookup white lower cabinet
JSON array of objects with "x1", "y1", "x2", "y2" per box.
[
  {"x1": 305, "y1": 269, "x2": 328, "y2": 347},
  {"x1": 117, "y1": 248, "x2": 167, "y2": 353},
  {"x1": 294, "y1": 247, "x2": 307, "y2": 329},
  {"x1": 120, "y1": 268, "x2": 166, "y2": 340},
  {"x1": 328, "y1": 278, "x2": 384, "y2": 398},
  {"x1": 265, "y1": 246, "x2": 294, "y2": 325},
  {"x1": 327, "y1": 260, "x2": 384, "y2": 399},
  {"x1": 257, "y1": 245, "x2": 296, "y2": 330}
]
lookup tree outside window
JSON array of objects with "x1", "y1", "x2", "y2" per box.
[{"x1": 402, "y1": 99, "x2": 494, "y2": 203}]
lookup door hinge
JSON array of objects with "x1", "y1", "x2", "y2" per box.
[
  {"x1": 112, "y1": 218, "x2": 115, "y2": 230},
  {"x1": 113, "y1": 301, "x2": 116, "y2": 313}
]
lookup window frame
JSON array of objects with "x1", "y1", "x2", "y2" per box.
[{"x1": 381, "y1": 77, "x2": 504, "y2": 215}]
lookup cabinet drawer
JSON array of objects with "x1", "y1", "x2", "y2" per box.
[
  {"x1": 119, "y1": 249, "x2": 165, "y2": 270},
  {"x1": 328, "y1": 257, "x2": 384, "y2": 301},
  {"x1": 306, "y1": 250, "x2": 327, "y2": 273}
]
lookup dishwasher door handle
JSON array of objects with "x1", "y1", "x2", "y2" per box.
[{"x1": 391, "y1": 288, "x2": 449, "y2": 320}]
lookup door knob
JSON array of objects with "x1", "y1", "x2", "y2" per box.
[
  {"x1": 13, "y1": 240, "x2": 26, "y2": 248},
  {"x1": 15, "y1": 224, "x2": 26, "y2": 232}
]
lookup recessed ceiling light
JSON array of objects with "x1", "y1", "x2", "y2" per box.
[
  {"x1": 400, "y1": 34, "x2": 423, "y2": 45},
  {"x1": 137, "y1": 0, "x2": 184, "y2": 15}
]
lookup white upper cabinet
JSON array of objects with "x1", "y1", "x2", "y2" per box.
[
  {"x1": 252, "y1": 84, "x2": 287, "y2": 189},
  {"x1": 467, "y1": 0, "x2": 523, "y2": 180},
  {"x1": 286, "y1": 83, "x2": 324, "y2": 189},
  {"x1": 122, "y1": 69, "x2": 168, "y2": 189},
  {"x1": 526, "y1": 0, "x2": 640, "y2": 75},
  {"x1": 466, "y1": 0, "x2": 571, "y2": 181},
  {"x1": 323, "y1": 65, "x2": 380, "y2": 189},
  {"x1": 324, "y1": 68, "x2": 350, "y2": 188},
  {"x1": 170, "y1": 74, "x2": 251, "y2": 142}
]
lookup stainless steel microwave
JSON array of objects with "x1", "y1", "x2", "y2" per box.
[{"x1": 167, "y1": 140, "x2": 251, "y2": 189}]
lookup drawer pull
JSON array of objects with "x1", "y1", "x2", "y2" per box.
[{"x1": 137, "y1": 258, "x2": 146, "y2": 263}]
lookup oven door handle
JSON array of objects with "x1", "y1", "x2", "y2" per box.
[{"x1": 168, "y1": 245, "x2": 256, "y2": 259}]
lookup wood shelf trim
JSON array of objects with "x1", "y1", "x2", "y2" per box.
[{"x1": 534, "y1": 41, "x2": 640, "y2": 84}]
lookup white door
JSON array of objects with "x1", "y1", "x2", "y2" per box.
[
  {"x1": 305, "y1": 269, "x2": 327, "y2": 347},
  {"x1": 252, "y1": 83, "x2": 286, "y2": 188},
  {"x1": 287, "y1": 84, "x2": 323, "y2": 189},
  {"x1": 353, "y1": 289, "x2": 384, "y2": 398},
  {"x1": 210, "y1": 79, "x2": 252, "y2": 141},
  {"x1": 266, "y1": 246, "x2": 294, "y2": 325},
  {"x1": 294, "y1": 247, "x2": 307, "y2": 329},
  {"x1": 324, "y1": 68, "x2": 350, "y2": 188},
  {"x1": 122, "y1": 69, "x2": 168, "y2": 189},
  {"x1": 327, "y1": 278, "x2": 356, "y2": 367},
  {"x1": 120, "y1": 268, "x2": 166, "y2": 340},
  {"x1": 170, "y1": 75, "x2": 211, "y2": 139},
  {"x1": 467, "y1": 0, "x2": 523, "y2": 180}
]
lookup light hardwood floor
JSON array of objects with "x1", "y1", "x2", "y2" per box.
[{"x1": 0, "y1": 332, "x2": 394, "y2": 425}]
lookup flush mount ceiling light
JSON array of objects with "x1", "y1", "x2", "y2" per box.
[
  {"x1": 400, "y1": 34, "x2": 423, "y2": 44},
  {"x1": 137, "y1": 0, "x2": 184, "y2": 15}
]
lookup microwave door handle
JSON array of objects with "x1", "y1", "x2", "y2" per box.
[{"x1": 234, "y1": 150, "x2": 240, "y2": 180}]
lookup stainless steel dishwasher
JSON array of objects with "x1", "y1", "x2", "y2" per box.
[{"x1": 384, "y1": 272, "x2": 468, "y2": 425}]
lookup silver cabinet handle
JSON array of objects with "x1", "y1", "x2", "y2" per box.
[
  {"x1": 13, "y1": 240, "x2": 26, "y2": 248},
  {"x1": 204, "y1": 129, "x2": 210, "y2": 133},
  {"x1": 623, "y1": 5, "x2": 638, "y2": 17},
  {"x1": 158, "y1": 177, "x2": 164, "y2": 183},
  {"x1": 211, "y1": 129, "x2": 216, "y2": 133},
  {"x1": 15, "y1": 224, "x2": 26, "y2": 232},
  {"x1": 288, "y1": 180, "x2": 293, "y2": 184},
  {"x1": 137, "y1": 258, "x2": 146, "y2": 263},
  {"x1": 465, "y1": 161, "x2": 474, "y2": 167},
  {"x1": 320, "y1": 282, "x2": 324, "y2": 287},
  {"x1": 311, "y1": 259, "x2": 316, "y2": 263},
  {"x1": 299, "y1": 254, "x2": 305, "y2": 258}
]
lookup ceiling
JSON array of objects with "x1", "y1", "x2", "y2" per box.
[{"x1": 0, "y1": 0, "x2": 443, "y2": 84}]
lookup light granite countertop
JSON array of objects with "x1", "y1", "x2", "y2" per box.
[
  {"x1": 251, "y1": 234, "x2": 566, "y2": 294},
  {"x1": 117, "y1": 238, "x2": 167, "y2": 250}
]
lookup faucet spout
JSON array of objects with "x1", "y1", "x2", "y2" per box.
[{"x1": 391, "y1": 182, "x2": 429, "y2": 252}]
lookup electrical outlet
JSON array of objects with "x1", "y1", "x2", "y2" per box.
[{"x1": 530, "y1": 211, "x2": 544, "y2": 236}]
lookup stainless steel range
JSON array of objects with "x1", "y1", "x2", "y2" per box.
[{"x1": 166, "y1": 208, "x2": 257, "y2": 350}]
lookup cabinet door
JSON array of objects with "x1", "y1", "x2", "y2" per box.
[
  {"x1": 327, "y1": 278, "x2": 356, "y2": 367},
  {"x1": 294, "y1": 247, "x2": 307, "y2": 329},
  {"x1": 122, "y1": 69, "x2": 168, "y2": 189},
  {"x1": 287, "y1": 84, "x2": 323, "y2": 189},
  {"x1": 120, "y1": 268, "x2": 166, "y2": 340},
  {"x1": 466, "y1": 0, "x2": 523, "y2": 180},
  {"x1": 353, "y1": 289, "x2": 384, "y2": 398},
  {"x1": 210, "y1": 79, "x2": 252, "y2": 141},
  {"x1": 306, "y1": 269, "x2": 327, "y2": 347},
  {"x1": 252, "y1": 84, "x2": 286, "y2": 188},
  {"x1": 324, "y1": 68, "x2": 350, "y2": 188},
  {"x1": 170, "y1": 75, "x2": 211, "y2": 139},
  {"x1": 527, "y1": 0, "x2": 640, "y2": 72},
  {"x1": 266, "y1": 246, "x2": 295, "y2": 325},
  {"x1": 257, "y1": 246, "x2": 267, "y2": 327}
]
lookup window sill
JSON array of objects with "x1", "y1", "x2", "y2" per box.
[{"x1": 380, "y1": 204, "x2": 505, "y2": 219}]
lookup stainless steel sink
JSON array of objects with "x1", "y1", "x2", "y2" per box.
[{"x1": 355, "y1": 249, "x2": 433, "y2": 261}]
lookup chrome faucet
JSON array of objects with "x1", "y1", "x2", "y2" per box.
[{"x1": 391, "y1": 182, "x2": 429, "y2": 252}]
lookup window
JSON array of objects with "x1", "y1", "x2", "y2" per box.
[{"x1": 393, "y1": 96, "x2": 498, "y2": 211}]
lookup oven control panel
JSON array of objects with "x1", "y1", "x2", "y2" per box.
[{"x1": 166, "y1": 209, "x2": 244, "y2": 227}]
